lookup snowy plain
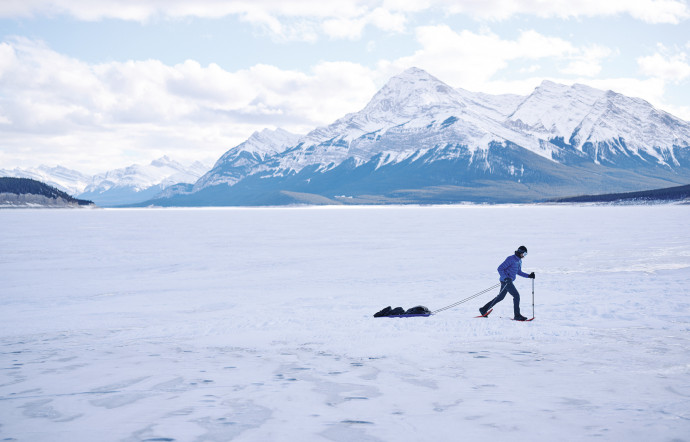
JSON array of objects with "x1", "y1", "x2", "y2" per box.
[{"x1": 1, "y1": 205, "x2": 689, "y2": 442}]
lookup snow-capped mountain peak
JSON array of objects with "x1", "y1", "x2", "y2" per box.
[
  {"x1": 362, "y1": 67, "x2": 463, "y2": 116},
  {"x1": 150, "y1": 155, "x2": 185, "y2": 169},
  {"x1": 297, "y1": 68, "x2": 462, "y2": 147},
  {"x1": 571, "y1": 89, "x2": 690, "y2": 164},
  {"x1": 192, "y1": 128, "x2": 302, "y2": 190},
  {"x1": 502, "y1": 79, "x2": 690, "y2": 166},
  {"x1": 286, "y1": 68, "x2": 481, "y2": 170},
  {"x1": 84, "y1": 157, "x2": 206, "y2": 193},
  {"x1": 508, "y1": 80, "x2": 606, "y2": 139},
  {"x1": 273, "y1": 67, "x2": 561, "y2": 176},
  {"x1": 214, "y1": 128, "x2": 301, "y2": 167}
]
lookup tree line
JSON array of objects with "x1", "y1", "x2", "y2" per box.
[{"x1": 0, "y1": 177, "x2": 94, "y2": 205}]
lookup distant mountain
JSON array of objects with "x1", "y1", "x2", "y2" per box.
[
  {"x1": 0, "y1": 177, "x2": 94, "y2": 208},
  {"x1": 139, "y1": 67, "x2": 690, "y2": 206},
  {"x1": 1, "y1": 157, "x2": 209, "y2": 206},
  {"x1": 77, "y1": 156, "x2": 209, "y2": 206},
  {"x1": 550, "y1": 184, "x2": 690, "y2": 204}
]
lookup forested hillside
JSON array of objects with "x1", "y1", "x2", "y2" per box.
[{"x1": 0, "y1": 177, "x2": 94, "y2": 206}]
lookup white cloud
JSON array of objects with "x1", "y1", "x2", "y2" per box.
[
  {"x1": 623, "y1": 0, "x2": 690, "y2": 24},
  {"x1": 442, "y1": 0, "x2": 690, "y2": 24},
  {"x1": 0, "y1": 1, "x2": 402, "y2": 42},
  {"x1": 321, "y1": 17, "x2": 368, "y2": 40},
  {"x1": 0, "y1": 42, "x2": 17, "y2": 75},
  {"x1": 322, "y1": 7, "x2": 407, "y2": 40},
  {"x1": 638, "y1": 50, "x2": 690, "y2": 82},
  {"x1": 560, "y1": 45, "x2": 614, "y2": 77},
  {"x1": 368, "y1": 7, "x2": 407, "y2": 32},
  {"x1": 1, "y1": 0, "x2": 687, "y2": 42},
  {"x1": 378, "y1": 26, "x2": 614, "y2": 91},
  {"x1": 519, "y1": 65, "x2": 541, "y2": 74},
  {"x1": 0, "y1": 38, "x2": 376, "y2": 172}
]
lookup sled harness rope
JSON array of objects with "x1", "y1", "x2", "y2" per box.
[{"x1": 431, "y1": 282, "x2": 505, "y2": 315}]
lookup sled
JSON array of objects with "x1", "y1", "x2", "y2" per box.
[{"x1": 385, "y1": 313, "x2": 432, "y2": 318}]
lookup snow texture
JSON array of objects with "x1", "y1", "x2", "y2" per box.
[{"x1": 1, "y1": 206, "x2": 689, "y2": 441}]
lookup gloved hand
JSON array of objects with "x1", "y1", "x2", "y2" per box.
[
  {"x1": 529, "y1": 272, "x2": 536, "y2": 279},
  {"x1": 503, "y1": 277, "x2": 512, "y2": 283}
]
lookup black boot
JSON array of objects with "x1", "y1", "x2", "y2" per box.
[
  {"x1": 479, "y1": 302, "x2": 493, "y2": 316},
  {"x1": 514, "y1": 314, "x2": 528, "y2": 321}
]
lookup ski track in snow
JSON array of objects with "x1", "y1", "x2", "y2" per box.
[{"x1": 1, "y1": 205, "x2": 689, "y2": 441}]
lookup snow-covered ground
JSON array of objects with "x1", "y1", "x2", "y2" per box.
[{"x1": 1, "y1": 205, "x2": 689, "y2": 441}]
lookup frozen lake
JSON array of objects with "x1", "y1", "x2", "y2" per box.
[{"x1": 1, "y1": 205, "x2": 690, "y2": 441}]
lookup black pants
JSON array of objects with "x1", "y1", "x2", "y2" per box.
[{"x1": 482, "y1": 280, "x2": 521, "y2": 317}]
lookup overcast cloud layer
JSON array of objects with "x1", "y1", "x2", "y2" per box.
[{"x1": 0, "y1": 0, "x2": 689, "y2": 173}]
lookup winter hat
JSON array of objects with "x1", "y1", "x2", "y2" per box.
[{"x1": 516, "y1": 245, "x2": 528, "y2": 255}]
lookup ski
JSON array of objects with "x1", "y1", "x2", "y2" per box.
[
  {"x1": 511, "y1": 317, "x2": 535, "y2": 322},
  {"x1": 474, "y1": 308, "x2": 493, "y2": 318}
]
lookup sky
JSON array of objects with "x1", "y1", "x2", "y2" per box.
[{"x1": 0, "y1": 0, "x2": 689, "y2": 174}]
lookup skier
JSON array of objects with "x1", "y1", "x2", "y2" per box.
[{"x1": 479, "y1": 245, "x2": 535, "y2": 321}]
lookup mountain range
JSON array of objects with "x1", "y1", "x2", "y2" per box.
[
  {"x1": 142, "y1": 67, "x2": 690, "y2": 206},
  {"x1": 0, "y1": 157, "x2": 208, "y2": 206},
  {"x1": 77, "y1": 156, "x2": 209, "y2": 206},
  {"x1": 3, "y1": 67, "x2": 690, "y2": 206}
]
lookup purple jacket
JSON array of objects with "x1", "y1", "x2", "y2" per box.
[{"x1": 498, "y1": 254, "x2": 529, "y2": 281}]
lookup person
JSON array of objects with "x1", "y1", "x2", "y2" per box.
[{"x1": 479, "y1": 246, "x2": 535, "y2": 321}]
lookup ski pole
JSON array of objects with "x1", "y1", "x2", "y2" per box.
[{"x1": 532, "y1": 278, "x2": 535, "y2": 319}]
